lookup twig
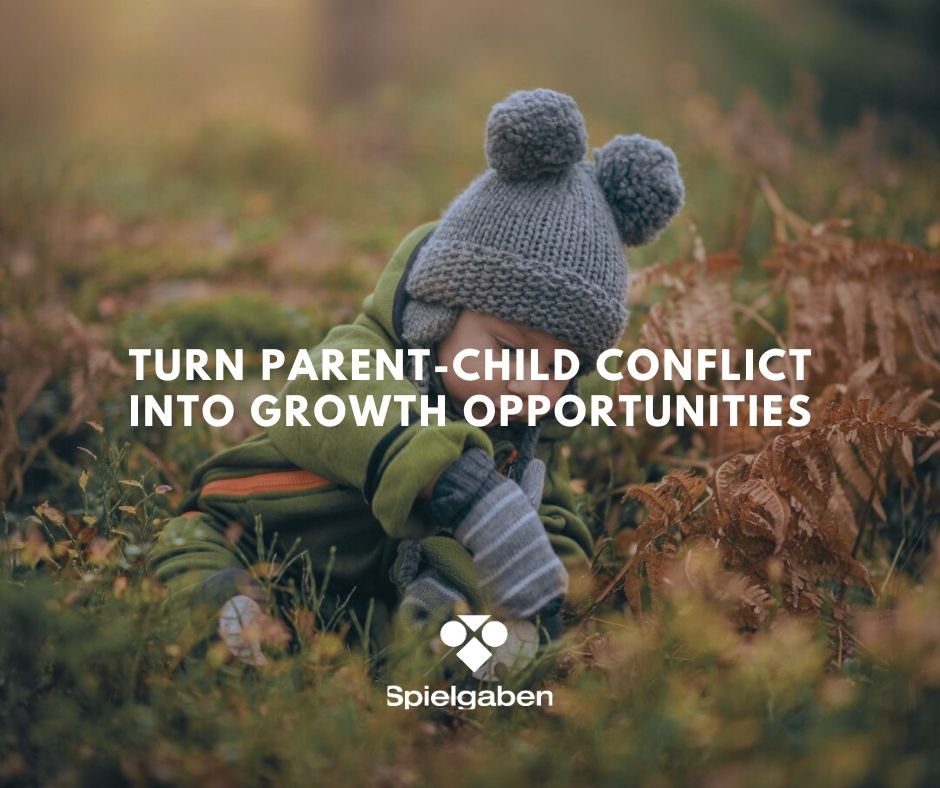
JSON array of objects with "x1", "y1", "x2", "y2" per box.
[
  {"x1": 756, "y1": 173, "x2": 813, "y2": 241},
  {"x1": 130, "y1": 442, "x2": 185, "y2": 498},
  {"x1": 587, "y1": 616, "x2": 634, "y2": 631},
  {"x1": 878, "y1": 537, "x2": 905, "y2": 598}
]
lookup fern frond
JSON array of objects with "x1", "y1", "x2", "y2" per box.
[
  {"x1": 868, "y1": 282, "x2": 896, "y2": 375},
  {"x1": 735, "y1": 479, "x2": 789, "y2": 551},
  {"x1": 715, "y1": 455, "x2": 752, "y2": 519},
  {"x1": 622, "y1": 483, "x2": 678, "y2": 519},
  {"x1": 835, "y1": 281, "x2": 867, "y2": 366}
]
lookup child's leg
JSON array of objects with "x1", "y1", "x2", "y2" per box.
[{"x1": 148, "y1": 510, "x2": 257, "y2": 651}]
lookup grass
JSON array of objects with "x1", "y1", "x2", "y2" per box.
[{"x1": 2, "y1": 10, "x2": 939, "y2": 783}]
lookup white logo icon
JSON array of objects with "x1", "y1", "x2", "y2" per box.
[
  {"x1": 439, "y1": 614, "x2": 508, "y2": 672},
  {"x1": 438, "y1": 615, "x2": 542, "y2": 679}
]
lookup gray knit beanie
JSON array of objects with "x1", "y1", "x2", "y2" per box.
[{"x1": 401, "y1": 87, "x2": 685, "y2": 372}]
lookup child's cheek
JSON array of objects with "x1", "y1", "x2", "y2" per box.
[
  {"x1": 442, "y1": 369, "x2": 501, "y2": 405},
  {"x1": 545, "y1": 377, "x2": 570, "y2": 407}
]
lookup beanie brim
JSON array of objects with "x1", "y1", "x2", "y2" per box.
[{"x1": 406, "y1": 237, "x2": 628, "y2": 368}]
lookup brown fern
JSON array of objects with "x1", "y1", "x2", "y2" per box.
[
  {"x1": 611, "y1": 394, "x2": 931, "y2": 632},
  {"x1": 606, "y1": 183, "x2": 938, "y2": 646}
]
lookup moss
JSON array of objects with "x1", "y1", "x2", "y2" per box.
[{"x1": 138, "y1": 292, "x2": 316, "y2": 353}]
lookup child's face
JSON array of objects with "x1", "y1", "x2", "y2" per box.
[{"x1": 435, "y1": 310, "x2": 574, "y2": 426}]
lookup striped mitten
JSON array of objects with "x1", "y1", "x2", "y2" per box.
[{"x1": 426, "y1": 448, "x2": 568, "y2": 620}]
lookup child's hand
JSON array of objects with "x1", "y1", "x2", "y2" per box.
[
  {"x1": 399, "y1": 568, "x2": 468, "y2": 629},
  {"x1": 516, "y1": 457, "x2": 546, "y2": 509},
  {"x1": 427, "y1": 448, "x2": 568, "y2": 620},
  {"x1": 217, "y1": 595, "x2": 290, "y2": 666},
  {"x1": 471, "y1": 600, "x2": 562, "y2": 682},
  {"x1": 472, "y1": 618, "x2": 540, "y2": 681}
]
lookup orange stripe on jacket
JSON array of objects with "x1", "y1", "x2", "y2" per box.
[{"x1": 201, "y1": 470, "x2": 332, "y2": 498}]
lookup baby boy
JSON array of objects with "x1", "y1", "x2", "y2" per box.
[{"x1": 148, "y1": 87, "x2": 684, "y2": 666}]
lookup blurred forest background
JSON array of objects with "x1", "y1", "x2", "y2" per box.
[{"x1": 1, "y1": 1, "x2": 939, "y2": 786}]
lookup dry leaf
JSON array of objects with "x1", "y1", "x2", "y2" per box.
[{"x1": 35, "y1": 501, "x2": 65, "y2": 526}]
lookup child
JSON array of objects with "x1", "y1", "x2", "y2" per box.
[{"x1": 148, "y1": 88, "x2": 684, "y2": 667}]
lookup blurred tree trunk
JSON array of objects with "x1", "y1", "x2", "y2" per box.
[
  {"x1": 317, "y1": 0, "x2": 401, "y2": 111},
  {"x1": 0, "y1": 0, "x2": 94, "y2": 139}
]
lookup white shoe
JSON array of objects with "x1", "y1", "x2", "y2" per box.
[{"x1": 218, "y1": 595, "x2": 267, "y2": 666}]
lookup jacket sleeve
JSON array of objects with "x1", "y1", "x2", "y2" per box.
[
  {"x1": 531, "y1": 367, "x2": 616, "y2": 571},
  {"x1": 534, "y1": 436, "x2": 595, "y2": 571},
  {"x1": 265, "y1": 318, "x2": 493, "y2": 542}
]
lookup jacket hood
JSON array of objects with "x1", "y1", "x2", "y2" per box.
[{"x1": 359, "y1": 221, "x2": 438, "y2": 348}]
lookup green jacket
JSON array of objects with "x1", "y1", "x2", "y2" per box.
[{"x1": 148, "y1": 221, "x2": 605, "y2": 655}]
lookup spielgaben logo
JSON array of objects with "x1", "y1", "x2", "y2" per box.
[
  {"x1": 386, "y1": 613, "x2": 551, "y2": 710},
  {"x1": 438, "y1": 614, "x2": 508, "y2": 672},
  {"x1": 440, "y1": 613, "x2": 541, "y2": 680}
]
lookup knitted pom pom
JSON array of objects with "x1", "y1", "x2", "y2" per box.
[
  {"x1": 485, "y1": 88, "x2": 587, "y2": 181},
  {"x1": 593, "y1": 134, "x2": 685, "y2": 246}
]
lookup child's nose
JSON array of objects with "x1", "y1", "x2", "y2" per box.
[{"x1": 507, "y1": 374, "x2": 544, "y2": 397}]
